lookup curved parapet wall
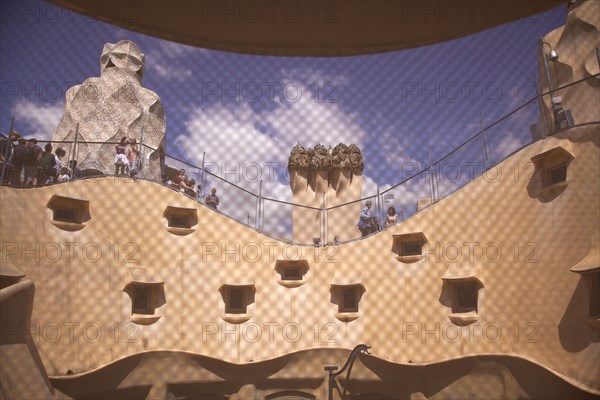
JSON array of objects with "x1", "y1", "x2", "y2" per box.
[
  {"x1": 0, "y1": 279, "x2": 63, "y2": 399},
  {"x1": 49, "y1": 349, "x2": 599, "y2": 399},
  {"x1": 0, "y1": 126, "x2": 599, "y2": 395}
]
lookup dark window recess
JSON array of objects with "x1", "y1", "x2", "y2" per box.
[
  {"x1": 456, "y1": 283, "x2": 478, "y2": 311},
  {"x1": 169, "y1": 215, "x2": 189, "y2": 228},
  {"x1": 547, "y1": 164, "x2": 567, "y2": 185},
  {"x1": 282, "y1": 267, "x2": 302, "y2": 280},
  {"x1": 132, "y1": 285, "x2": 151, "y2": 314},
  {"x1": 227, "y1": 288, "x2": 245, "y2": 314},
  {"x1": 392, "y1": 233, "x2": 427, "y2": 260},
  {"x1": 53, "y1": 208, "x2": 78, "y2": 223},
  {"x1": 341, "y1": 287, "x2": 358, "y2": 313},
  {"x1": 402, "y1": 242, "x2": 422, "y2": 256},
  {"x1": 163, "y1": 207, "x2": 197, "y2": 232}
]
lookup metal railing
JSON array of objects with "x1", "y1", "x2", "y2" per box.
[{"x1": 1, "y1": 74, "x2": 598, "y2": 245}]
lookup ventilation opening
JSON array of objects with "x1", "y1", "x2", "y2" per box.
[
  {"x1": 443, "y1": 277, "x2": 483, "y2": 326},
  {"x1": 530, "y1": 146, "x2": 574, "y2": 196},
  {"x1": 569, "y1": 255, "x2": 599, "y2": 329},
  {"x1": 547, "y1": 164, "x2": 567, "y2": 186},
  {"x1": 392, "y1": 232, "x2": 427, "y2": 263},
  {"x1": 47, "y1": 195, "x2": 90, "y2": 231},
  {"x1": 220, "y1": 284, "x2": 256, "y2": 323},
  {"x1": 402, "y1": 242, "x2": 422, "y2": 256},
  {"x1": 124, "y1": 282, "x2": 166, "y2": 325},
  {"x1": 53, "y1": 208, "x2": 79, "y2": 223},
  {"x1": 454, "y1": 282, "x2": 478, "y2": 313},
  {"x1": 163, "y1": 206, "x2": 198, "y2": 235},
  {"x1": 341, "y1": 286, "x2": 358, "y2": 313},
  {"x1": 132, "y1": 285, "x2": 152, "y2": 314},
  {"x1": 275, "y1": 260, "x2": 309, "y2": 287},
  {"x1": 283, "y1": 267, "x2": 302, "y2": 280},
  {"x1": 331, "y1": 284, "x2": 365, "y2": 322},
  {"x1": 227, "y1": 287, "x2": 246, "y2": 314},
  {"x1": 170, "y1": 215, "x2": 190, "y2": 228}
]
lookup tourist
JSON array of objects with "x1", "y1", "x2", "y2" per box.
[
  {"x1": 171, "y1": 168, "x2": 186, "y2": 190},
  {"x1": 58, "y1": 167, "x2": 70, "y2": 183},
  {"x1": 23, "y1": 139, "x2": 43, "y2": 187},
  {"x1": 184, "y1": 177, "x2": 196, "y2": 197},
  {"x1": 205, "y1": 188, "x2": 220, "y2": 210},
  {"x1": 69, "y1": 160, "x2": 83, "y2": 180},
  {"x1": 384, "y1": 207, "x2": 398, "y2": 228},
  {"x1": 0, "y1": 131, "x2": 20, "y2": 185},
  {"x1": 9, "y1": 138, "x2": 27, "y2": 186},
  {"x1": 54, "y1": 147, "x2": 66, "y2": 182},
  {"x1": 0, "y1": 131, "x2": 18, "y2": 164},
  {"x1": 38, "y1": 143, "x2": 56, "y2": 185},
  {"x1": 178, "y1": 171, "x2": 194, "y2": 194},
  {"x1": 127, "y1": 138, "x2": 141, "y2": 177},
  {"x1": 357, "y1": 200, "x2": 376, "y2": 237},
  {"x1": 114, "y1": 137, "x2": 129, "y2": 175}
]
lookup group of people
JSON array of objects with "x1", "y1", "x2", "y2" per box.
[
  {"x1": 0, "y1": 131, "x2": 79, "y2": 187},
  {"x1": 114, "y1": 137, "x2": 141, "y2": 177},
  {"x1": 3, "y1": 131, "x2": 397, "y2": 235},
  {"x1": 163, "y1": 168, "x2": 220, "y2": 210},
  {"x1": 357, "y1": 201, "x2": 399, "y2": 237}
]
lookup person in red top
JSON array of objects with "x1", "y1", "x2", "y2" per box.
[{"x1": 114, "y1": 137, "x2": 129, "y2": 176}]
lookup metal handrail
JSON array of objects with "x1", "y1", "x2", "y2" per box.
[
  {"x1": 326, "y1": 344, "x2": 371, "y2": 400},
  {"x1": 1, "y1": 74, "x2": 598, "y2": 245}
]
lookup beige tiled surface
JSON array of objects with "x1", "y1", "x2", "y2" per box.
[{"x1": 1, "y1": 126, "x2": 598, "y2": 393}]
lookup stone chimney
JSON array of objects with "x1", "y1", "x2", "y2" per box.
[{"x1": 288, "y1": 143, "x2": 364, "y2": 244}]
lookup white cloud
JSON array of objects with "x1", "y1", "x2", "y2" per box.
[
  {"x1": 376, "y1": 126, "x2": 420, "y2": 170},
  {"x1": 492, "y1": 131, "x2": 528, "y2": 161},
  {"x1": 174, "y1": 102, "x2": 291, "y2": 228},
  {"x1": 175, "y1": 79, "x2": 371, "y2": 192},
  {"x1": 157, "y1": 40, "x2": 196, "y2": 58},
  {"x1": 176, "y1": 102, "x2": 288, "y2": 169},
  {"x1": 148, "y1": 58, "x2": 193, "y2": 80},
  {"x1": 11, "y1": 101, "x2": 64, "y2": 141},
  {"x1": 145, "y1": 40, "x2": 200, "y2": 81},
  {"x1": 173, "y1": 74, "x2": 375, "y2": 241},
  {"x1": 263, "y1": 83, "x2": 367, "y2": 150}
]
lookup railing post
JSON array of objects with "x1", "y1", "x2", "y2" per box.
[
  {"x1": 322, "y1": 192, "x2": 326, "y2": 245},
  {"x1": 200, "y1": 151, "x2": 205, "y2": 196},
  {"x1": 479, "y1": 111, "x2": 492, "y2": 169},
  {"x1": 534, "y1": 74, "x2": 549, "y2": 139},
  {"x1": 258, "y1": 179, "x2": 263, "y2": 232},
  {"x1": 427, "y1": 146, "x2": 437, "y2": 203},
  {"x1": 0, "y1": 116, "x2": 15, "y2": 186},
  {"x1": 539, "y1": 37, "x2": 559, "y2": 133},
  {"x1": 376, "y1": 185, "x2": 381, "y2": 230},
  {"x1": 69, "y1": 123, "x2": 79, "y2": 181},
  {"x1": 138, "y1": 122, "x2": 145, "y2": 179}
]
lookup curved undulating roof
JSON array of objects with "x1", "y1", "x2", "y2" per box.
[{"x1": 49, "y1": 0, "x2": 564, "y2": 56}]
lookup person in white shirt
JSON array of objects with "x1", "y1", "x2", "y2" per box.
[{"x1": 384, "y1": 206, "x2": 398, "y2": 228}]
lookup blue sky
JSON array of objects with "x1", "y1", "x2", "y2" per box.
[{"x1": 0, "y1": 1, "x2": 567, "y2": 234}]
